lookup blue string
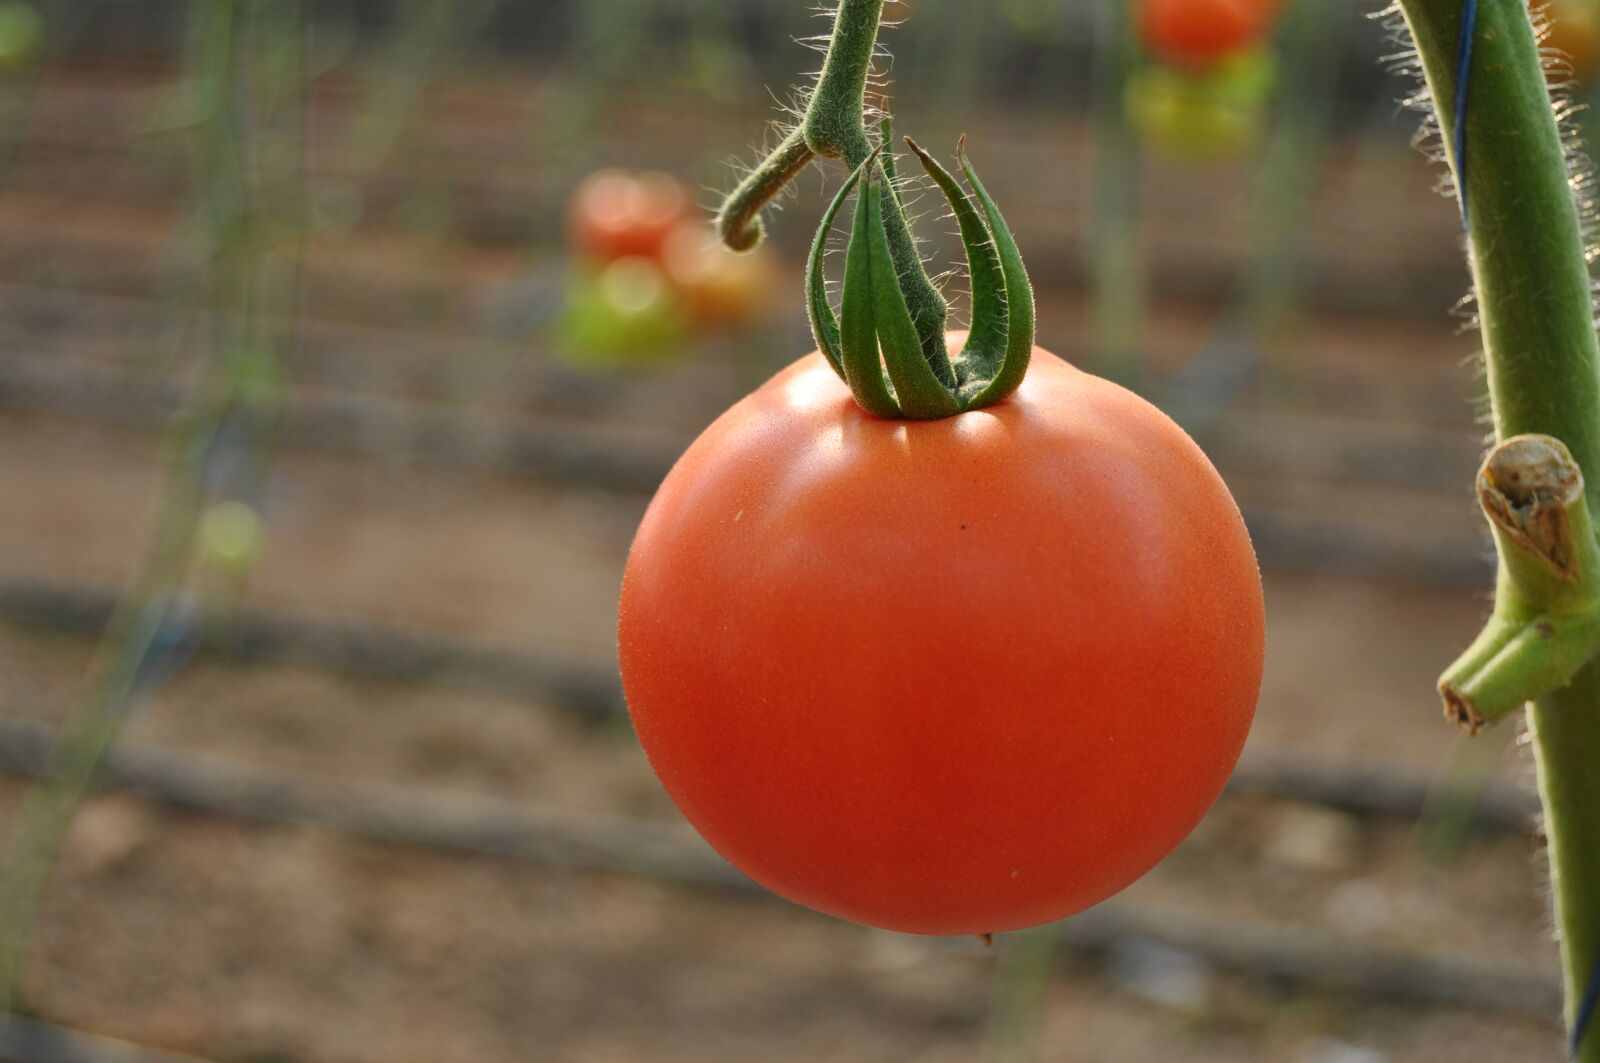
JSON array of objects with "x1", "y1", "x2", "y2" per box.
[
  {"x1": 1576, "y1": 948, "x2": 1600, "y2": 1058},
  {"x1": 1452, "y1": 0, "x2": 1479, "y2": 225}
]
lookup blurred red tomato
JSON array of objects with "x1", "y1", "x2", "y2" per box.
[
  {"x1": 660, "y1": 221, "x2": 777, "y2": 328},
  {"x1": 1139, "y1": 0, "x2": 1275, "y2": 67},
  {"x1": 568, "y1": 170, "x2": 694, "y2": 265}
]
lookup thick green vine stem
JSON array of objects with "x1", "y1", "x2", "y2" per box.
[
  {"x1": 806, "y1": 140, "x2": 1034, "y2": 419},
  {"x1": 714, "y1": 0, "x2": 951, "y2": 381},
  {"x1": 1397, "y1": 0, "x2": 1600, "y2": 1052}
]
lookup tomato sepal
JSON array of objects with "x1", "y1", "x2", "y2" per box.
[
  {"x1": 903, "y1": 137, "x2": 1009, "y2": 392},
  {"x1": 956, "y1": 139, "x2": 1035, "y2": 408},
  {"x1": 859, "y1": 163, "x2": 962, "y2": 420},
  {"x1": 805, "y1": 151, "x2": 864, "y2": 381},
  {"x1": 808, "y1": 136, "x2": 1036, "y2": 420}
]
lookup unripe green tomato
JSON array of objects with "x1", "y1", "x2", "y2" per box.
[
  {"x1": 557, "y1": 256, "x2": 690, "y2": 366},
  {"x1": 199, "y1": 500, "x2": 263, "y2": 570},
  {"x1": 1125, "y1": 51, "x2": 1275, "y2": 159},
  {"x1": 1210, "y1": 47, "x2": 1277, "y2": 103},
  {"x1": 0, "y1": 3, "x2": 41, "y2": 71}
]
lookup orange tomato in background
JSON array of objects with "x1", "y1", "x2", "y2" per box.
[
  {"x1": 619, "y1": 340, "x2": 1265, "y2": 935},
  {"x1": 660, "y1": 221, "x2": 777, "y2": 328}
]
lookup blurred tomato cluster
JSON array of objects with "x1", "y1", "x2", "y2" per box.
[
  {"x1": 559, "y1": 169, "x2": 776, "y2": 365},
  {"x1": 1127, "y1": 0, "x2": 1281, "y2": 158}
]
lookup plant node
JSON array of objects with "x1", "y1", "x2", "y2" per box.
[{"x1": 1437, "y1": 435, "x2": 1600, "y2": 734}]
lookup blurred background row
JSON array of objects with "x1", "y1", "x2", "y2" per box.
[{"x1": 0, "y1": 1, "x2": 1593, "y2": 1060}]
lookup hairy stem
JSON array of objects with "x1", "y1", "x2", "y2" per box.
[
  {"x1": 801, "y1": 0, "x2": 883, "y2": 163},
  {"x1": 717, "y1": 127, "x2": 814, "y2": 252},
  {"x1": 803, "y1": 0, "x2": 949, "y2": 378},
  {"x1": 717, "y1": 0, "x2": 951, "y2": 379},
  {"x1": 1400, "y1": 0, "x2": 1600, "y2": 1050}
]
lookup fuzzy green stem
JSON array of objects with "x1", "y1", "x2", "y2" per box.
[
  {"x1": 801, "y1": 0, "x2": 883, "y2": 164},
  {"x1": 1400, "y1": 0, "x2": 1600, "y2": 1050},
  {"x1": 802, "y1": 0, "x2": 949, "y2": 378},
  {"x1": 716, "y1": 0, "x2": 951, "y2": 380},
  {"x1": 716, "y1": 127, "x2": 814, "y2": 252}
]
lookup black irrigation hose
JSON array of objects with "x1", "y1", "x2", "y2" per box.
[
  {"x1": 0, "y1": 349, "x2": 1497, "y2": 587},
  {"x1": 0, "y1": 1013, "x2": 214, "y2": 1063},
  {"x1": 0, "y1": 573, "x2": 1542, "y2": 833},
  {"x1": 0, "y1": 716, "x2": 1558, "y2": 1021},
  {"x1": 0, "y1": 578, "x2": 626, "y2": 723}
]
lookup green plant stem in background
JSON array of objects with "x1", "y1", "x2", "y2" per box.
[
  {"x1": 0, "y1": 0, "x2": 301, "y2": 1012},
  {"x1": 1166, "y1": 0, "x2": 1348, "y2": 431},
  {"x1": 1235, "y1": 0, "x2": 1343, "y2": 355},
  {"x1": 987, "y1": 927, "x2": 1059, "y2": 1063},
  {"x1": 1086, "y1": 0, "x2": 1143, "y2": 383},
  {"x1": 0, "y1": 0, "x2": 67, "y2": 187},
  {"x1": 540, "y1": 0, "x2": 651, "y2": 174},
  {"x1": 1399, "y1": 0, "x2": 1600, "y2": 1053}
]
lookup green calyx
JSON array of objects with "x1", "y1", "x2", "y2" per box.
[
  {"x1": 715, "y1": 0, "x2": 1032, "y2": 418},
  {"x1": 807, "y1": 134, "x2": 1035, "y2": 419}
]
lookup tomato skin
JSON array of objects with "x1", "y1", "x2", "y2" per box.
[
  {"x1": 1139, "y1": 0, "x2": 1272, "y2": 67},
  {"x1": 619, "y1": 344, "x2": 1264, "y2": 935}
]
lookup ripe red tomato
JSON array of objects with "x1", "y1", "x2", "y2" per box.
[
  {"x1": 568, "y1": 169, "x2": 693, "y2": 265},
  {"x1": 619, "y1": 340, "x2": 1264, "y2": 935},
  {"x1": 1139, "y1": 0, "x2": 1273, "y2": 67}
]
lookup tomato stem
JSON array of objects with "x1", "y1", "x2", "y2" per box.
[
  {"x1": 1398, "y1": 0, "x2": 1600, "y2": 1053},
  {"x1": 716, "y1": 126, "x2": 814, "y2": 253},
  {"x1": 715, "y1": 1, "x2": 952, "y2": 380}
]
